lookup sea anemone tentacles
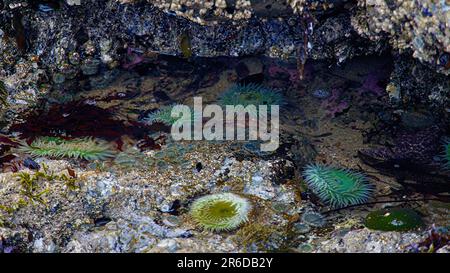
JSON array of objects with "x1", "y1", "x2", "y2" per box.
[
  {"x1": 142, "y1": 104, "x2": 193, "y2": 126},
  {"x1": 190, "y1": 193, "x2": 252, "y2": 231},
  {"x1": 303, "y1": 164, "x2": 374, "y2": 208},
  {"x1": 16, "y1": 136, "x2": 116, "y2": 161},
  {"x1": 219, "y1": 83, "x2": 284, "y2": 109}
]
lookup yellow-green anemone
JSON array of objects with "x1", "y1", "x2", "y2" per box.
[{"x1": 190, "y1": 193, "x2": 252, "y2": 231}]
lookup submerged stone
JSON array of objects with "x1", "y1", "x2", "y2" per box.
[{"x1": 301, "y1": 211, "x2": 326, "y2": 228}]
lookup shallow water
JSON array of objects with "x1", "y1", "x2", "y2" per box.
[{"x1": 0, "y1": 54, "x2": 449, "y2": 253}]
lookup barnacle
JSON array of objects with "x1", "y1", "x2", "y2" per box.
[
  {"x1": 288, "y1": 0, "x2": 334, "y2": 14},
  {"x1": 16, "y1": 136, "x2": 116, "y2": 161},
  {"x1": 150, "y1": 0, "x2": 253, "y2": 25},
  {"x1": 219, "y1": 83, "x2": 284, "y2": 110},
  {"x1": 190, "y1": 193, "x2": 252, "y2": 231},
  {"x1": 303, "y1": 164, "x2": 374, "y2": 208}
]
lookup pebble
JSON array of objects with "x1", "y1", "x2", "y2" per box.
[
  {"x1": 156, "y1": 239, "x2": 179, "y2": 253},
  {"x1": 163, "y1": 216, "x2": 181, "y2": 227},
  {"x1": 243, "y1": 172, "x2": 276, "y2": 200}
]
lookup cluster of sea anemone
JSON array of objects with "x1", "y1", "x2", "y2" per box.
[
  {"x1": 219, "y1": 83, "x2": 284, "y2": 111},
  {"x1": 148, "y1": 141, "x2": 195, "y2": 169},
  {"x1": 151, "y1": 0, "x2": 253, "y2": 25},
  {"x1": 190, "y1": 193, "x2": 252, "y2": 232},
  {"x1": 16, "y1": 136, "x2": 115, "y2": 161},
  {"x1": 302, "y1": 164, "x2": 374, "y2": 208}
]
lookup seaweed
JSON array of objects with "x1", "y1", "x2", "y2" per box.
[
  {"x1": 15, "y1": 171, "x2": 50, "y2": 206},
  {"x1": 408, "y1": 226, "x2": 449, "y2": 253},
  {"x1": 233, "y1": 223, "x2": 276, "y2": 250},
  {"x1": 179, "y1": 33, "x2": 192, "y2": 59},
  {"x1": 0, "y1": 81, "x2": 8, "y2": 107}
]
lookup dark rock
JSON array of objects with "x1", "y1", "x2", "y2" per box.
[
  {"x1": 94, "y1": 217, "x2": 112, "y2": 227},
  {"x1": 23, "y1": 157, "x2": 40, "y2": 170},
  {"x1": 236, "y1": 57, "x2": 264, "y2": 79},
  {"x1": 270, "y1": 159, "x2": 295, "y2": 185}
]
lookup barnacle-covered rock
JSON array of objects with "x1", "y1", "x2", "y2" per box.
[
  {"x1": 350, "y1": 1, "x2": 450, "y2": 114},
  {"x1": 386, "y1": 54, "x2": 450, "y2": 117},
  {"x1": 0, "y1": 0, "x2": 384, "y2": 128},
  {"x1": 0, "y1": 0, "x2": 448, "y2": 130},
  {"x1": 352, "y1": 0, "x2": 450, "y2": 75},
  {"x1": 146, "y1": 0, "x2": 339, "y2": 25}
]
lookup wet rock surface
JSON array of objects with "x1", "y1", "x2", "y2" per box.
[
  {"x1": 0, "y1": 0, "x2": 383, "y2": 126},
  {"x1": 1, "y1": 0, "x2": 449, "y2": 127},
  {"x1": 0, "y1": 1, "x2": 449, "y2": 253},
  {"x1": 315, "y1": 228, "x2": 425, "y2": 253},
  {"x1": 0, "y1": 53, "x2": 448, "y2": 253}
]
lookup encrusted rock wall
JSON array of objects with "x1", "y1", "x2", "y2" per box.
[
  {"x1": 0, "y1": 0, "x2": 449, "y2": 128},
  {"x1": 0, "y1": 0, "x2": 382, "y2": 128},
  {"x1": 352, "y1": 0, "x2": 450, "y2": 75}
]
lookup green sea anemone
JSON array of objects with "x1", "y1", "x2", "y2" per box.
[
  {"x1": 301, "y1": 210, "x2": 327, "y2": 227},
  {"x1": 16, "y1": 136, "x2": 116, "y2": 161},
  {"x1": 303, "y1": 164, "x2": 374, "y2": 208},
  {"x1": 297, "y1": 243, "x2": 314, "y2": 253},
  {"x1": 142, "y1": 104, "x2": 194, "y2": 126},
  {"x1": 442, "y1": 137, "x2": 450, "y2": 169},
  {"x1": 190, "y1": 193, "x2": 252, "y2": 231},
  {"x1": 219, "y1": 83, "x2": 284, "y2": 109},
  {"x1": 364, "y1": 208, "x2": 424, "y2": 231},
  {"x1": 293, "y1": 222, "x2": 311, "y2": 234}
]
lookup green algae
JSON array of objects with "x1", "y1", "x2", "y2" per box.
[{"x1": 364, "y1": 208, "x2": 424, "y2": 231}]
